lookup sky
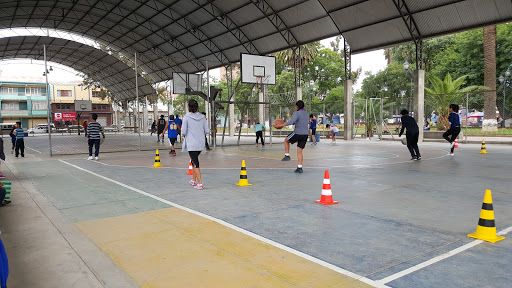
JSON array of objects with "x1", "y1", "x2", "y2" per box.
[{"x1": 0, "y1": 35, "x2": 388, "y2": 92}]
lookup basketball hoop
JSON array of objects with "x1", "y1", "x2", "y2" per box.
[{"x1": 256, "y1": 76, "x2": 263, "y2": 86}]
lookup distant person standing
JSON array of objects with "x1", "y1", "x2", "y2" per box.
[
  {"x1": 9, "y1": 126, "x2": 16, "y2": 154},
  {"x1": 443, "y1": 104, "x2": 460, "y2": 156},
  {"x1": 175, "y1": 114, "x2": 183, "y2": 142},
  {"x1": 310, "y1": 114, "x2": 317, "y2": 145},
  {"x1": 182, "y1": 100, "x2": 209, "y2": 190},
  {"x1": 273, "y1": 100, "x2": 309, "y2": 173},
  {"x1": 83, "y1": 120, "x2": 88, "y2": 135},
  {"x1": 151, "y1": 120, "x2": 156, "y2": 136},
  {"x1": 398, "y1": 109, "x2": 421, "y2": 160},
  {"x1": 254, "y1": 122, "x2": 265, "y2": 147},
  {"x1": 13, "y1": 121, "x2": 25, "y2": 158},
  {"x1": 157, "y1": 115, "x2": 166, "y2": 142},
  {"x1": 161, "y1": 115, "x2": 179, "y2": 156},
  {"x1": 86, "y1": 113, "x2": 105, "y2": 160}
]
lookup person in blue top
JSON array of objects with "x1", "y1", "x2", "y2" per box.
[
  {"x1": 161, "y1": 115, "x2": 179, "y2": 156},
  {"x1": 8, "y1": 127, "x2": 16, "y2": 154},
  {"x1": 13, "y1": 121, "x2": 25, "y2": 158},
  {"x1": 309, "y1": 114, "x2": 317, "y2": 145},
  {"x1": 175, "y1": 114, "x2": 183, "y2": 143},
  {"x1": 443, "y1": 104, "x2": 460, "y2": 156}
]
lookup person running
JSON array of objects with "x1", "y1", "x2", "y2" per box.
[
  {"x1": 182, "y1": 100, "x2": 209, "y2": 190},
  {"x1": 273, "y1": 100, "x2": 309, "y2": 173},
  {"x1": 13, "y1": 121, "x2": 25, "y2": 158},
  {"x1": 326, "y1": 124, "x2": 339, "y2": 144},
  {"x1": 398, "y1": 109, "x2": 421, "y2": 160},
  {"x1": 175, "y1": 114, "x2": 183, "y2": 142},
  {"x1": 162, "y1": 115, "x2": 179, "y2": 156},
  {"x1": 310, "y1": 114, "x2": 317, "y2": 145},
  {"x1": 86, "y1": 113, "x2": 105, "y2": 160},
  {"x1": 254, "y1": 122, "x2": 265, "y2": 147},
  {"x1": 157, "y1": 115, "x2": 166, "y2": 142},
  {"x1": 443, "y1": 104, "x2": 460, "y2": 156}
]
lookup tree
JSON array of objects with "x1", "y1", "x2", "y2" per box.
[
  {"x1": 425, "y1": 73, "x2": 487, "y2": 129},
  {"x1": 274, "y1": 42, "x2": 320, "y2": 69},
  {"x1": 482, "y1": 25, "x2": 497, "y2": 132},
  {"x1": 302, "y1": 48, "x2": 345, "y2": 95}
]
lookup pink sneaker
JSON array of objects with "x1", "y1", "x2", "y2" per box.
[
  {"x1": 194, "y1": 184, "x2": 203, "y2": 190},
  {"x1": 0, "y1": 173, "x2": 6, "y2": 179},
  {"x1": 189, "y1": 180, "x2": 197, "y2": 186}
]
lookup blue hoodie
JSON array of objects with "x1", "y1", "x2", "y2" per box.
[
  {"x1": 181, "y1": 112, "x2": 209, "y2": 152},
  {"x1": 0, "y1": 238, "x2": 8, "y2": 288}
]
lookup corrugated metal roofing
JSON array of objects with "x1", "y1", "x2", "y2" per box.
[
  {"x1": 0, "y1": 36, "x2": 156, "y2": 101},
  {"x1": 0, "y1": 0, "x2": 510, "y2": 98}
]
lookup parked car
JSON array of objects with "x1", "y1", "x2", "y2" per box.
[{"x1": 28, "y1": 123, "x2": 56, "y2": 133}]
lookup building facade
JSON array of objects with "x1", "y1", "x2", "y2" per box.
[
  {"x1": 0, "y1": 78, "x2": 49, "y2": 129},
  {"x1": 50, "y1": 83, "x2": 112, "y2": 127}
]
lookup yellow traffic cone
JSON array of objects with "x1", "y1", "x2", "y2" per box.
[
  {"x1": 480, "y1": 140, "x2": 487, "y2": 154},
  {"x1": 153, "y1": 149, "x2": 163, "y2": 167},
  {"x1": 467, "y1": 189, "x2": 505, "y2": 243},
  {"x1": 235, "y1": 160, "x2": 252, "y2": 186}
]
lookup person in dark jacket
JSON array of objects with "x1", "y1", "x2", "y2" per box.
[
  {"x1": 9, "y1": 127, "x2": 15, "y2": 154},
  {"x1": 399, "y1": 109, "x2": 421, "y2": 160},
  {"x1": 157, "y1": 115, "x2": 166, "y2": 142},
  {"x1": 443, "y1": 104, "x2": 460, "y2": 156}
]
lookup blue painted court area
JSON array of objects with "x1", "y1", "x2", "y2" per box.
[{"x1": 59, "y1": 141, "x2": 512, "y2": 288}]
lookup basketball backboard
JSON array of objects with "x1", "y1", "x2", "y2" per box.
[
  {"x1": 240, "y1": 54, "x2": 276, "y2": 85},
  {"x1": 75, "y1": 100, "x2": 92, "y2": 112},
  {"x1": 173, "y1": 73, "x2": 203, "y2": 94}
]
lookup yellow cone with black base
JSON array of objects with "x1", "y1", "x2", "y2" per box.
[
  {"x1": 235, "y1": 160, "x2": 252, "y2": 186},
  {"x1": 480, "y1": 140, "x2": 487, "y2": 154},
  {"x1": 153, "y1": 149, "x2": 163, "y2": 167},
  {"x1": 467, "y1": 189, "x2": 505, "y2": 243}
]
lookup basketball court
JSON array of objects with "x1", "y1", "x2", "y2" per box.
[{"x1": 4, "y1": 139, "x2": 511, "y2": 287}]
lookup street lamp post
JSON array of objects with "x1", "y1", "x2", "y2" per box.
[
  {"x1": 499, "y1": 66, "x2": 511, "y2": 121},
  {"x1": 404, "y1": 61, "x2": 414, "y2": 113},
  {"x1": 43, "y1": 44, "x2": 53, "y2": 156}
]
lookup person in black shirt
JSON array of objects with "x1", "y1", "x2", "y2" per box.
[
  {"x1": 157, "y1": 115, "x2": 166, "y2": 142},
  {"x1": 399, "y1": 109, "x2": 421, "y2": 160}
]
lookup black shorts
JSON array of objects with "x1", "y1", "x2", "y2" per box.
[
  {"x1": 188, "y1": 151, "x2": 202, "y2": 168},
  {"x1": 168, "y1": 138, "x2": 177, "y2": 146},
  {"x1": 287, "y1": 133, "x2": 308, "y2": 149},
  {"x1": 311, "y1": 128, "x2": 316, "y2": 135}
]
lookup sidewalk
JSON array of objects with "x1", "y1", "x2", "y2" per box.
[{"x1": 0, "y1": 155, "x2": 137, "y2": 288}]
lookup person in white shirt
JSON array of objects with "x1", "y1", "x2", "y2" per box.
[{"x1": 326, "y1": 124, "x2": 339, "y2": 144}]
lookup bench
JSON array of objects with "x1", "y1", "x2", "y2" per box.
[{"x1": 1, "y1": 181, "x2": 11, "y2": 201}]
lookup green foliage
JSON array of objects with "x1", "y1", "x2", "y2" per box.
[
  {"x1": 275, "y1": 42, "x2": 320, "y2": 69},
  {"x1": 302, "y1": 48, "x2": 345, "y2": 94}
]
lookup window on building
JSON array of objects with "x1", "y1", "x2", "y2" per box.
[
  {"x1": 1, "y1": 87, "x2": 17, "y2": 94},
  {"x1": 57, "y1": 90, "x2": 72, "y2": 97},
  {"x1": 55, "y1": 103, "x2": 71, "y2": 110},
  {"x1": 2, "y1": 102, "x2": 19, "y2": 110},
  {"x1": 32, "y1": 101, "x2": 48, "y2": 110},
  {"x1": 92, "y1": 91, "x2": 100, "y2": 98},
  {"x1": 26, "y1": 87, "x2": 42, "y2": 95}
]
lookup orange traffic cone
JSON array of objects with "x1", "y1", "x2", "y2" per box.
[
  {"x1": 454, "y1": 138, "x2": 459, "y2": 148},
  {"x1": 185, "y1": 159, "x2": 193, "y2": 175},
  {"x1": 315, "y1": 170, "x2": 339, "y2": 205}
]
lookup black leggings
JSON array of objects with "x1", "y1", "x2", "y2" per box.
[
  {"x1": 256, "y1": 131, "x2": 264, "y2": 144},
  {"x1": 443, "y1": 127, "x2": 460, "y2": 153},
  {"x1": 406, "y1": 132, "x2": 420, "y2": 158},
  {"x1": 188, "y1": 151, "x2": 202, "y2": 168}
]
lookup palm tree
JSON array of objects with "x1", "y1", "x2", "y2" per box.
[
  {"x1": 149, "y1": 86, "x2": 168, "y2": 123},
  {"x1": 275, "y1": 42, "x2": 320, "y2": 69},
  {"x1": 482, "y1": 25, "x2": 497, "y2": 132},
  {"x1": 425, "y1": 73, "x2": 487, "y2": 130}
]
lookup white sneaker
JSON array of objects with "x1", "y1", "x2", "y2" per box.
[
  {"x1": 194, "y1": 184, "x2": 204, "y2": 190},
  {"x1": 87, "y1": 156, "x2": 93, "y2": 160},
  {"x1": 94, "y1": 156, "x2": 99, "y2": 160},
  {"x1": 449, "y1": 153, "x2": 454, "y2": 156}
]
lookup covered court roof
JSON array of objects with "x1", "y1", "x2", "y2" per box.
[
  {"x1": 0, "y1": 0, "x2": 511, "y2": 97},
  {"x1": 0, "y1": 36, "x2": 156, "y2": 101}
]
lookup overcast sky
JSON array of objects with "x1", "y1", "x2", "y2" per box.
[{"x1": 0, "y1": 36, "x2": 388, "y2": 92}]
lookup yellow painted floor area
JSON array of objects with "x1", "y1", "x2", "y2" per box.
[{"x1": 76, "y1": 207, "x2": 372, "y2": 288}]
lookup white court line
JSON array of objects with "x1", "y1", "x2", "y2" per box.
[
  {"x1": 59, "y1": 159, "x2": 387, "y2": 288},
  {"x1": 25, "y1": 146, "x2": 42, "y2": 153},
  {"x1": 376, "y1": 226, "x2": 512, "y2": 285}
]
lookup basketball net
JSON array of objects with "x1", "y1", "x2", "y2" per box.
[{"x1": 256, "y1": 76, "x2": 263, "y2": 86}]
